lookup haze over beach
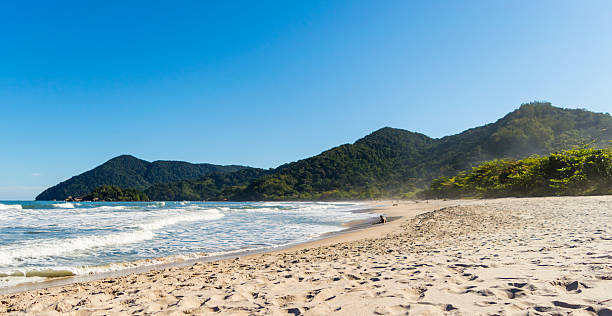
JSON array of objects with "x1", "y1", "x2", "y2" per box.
[{"x1": 1, "y1": 1, "x2": 612, "y2": 315}]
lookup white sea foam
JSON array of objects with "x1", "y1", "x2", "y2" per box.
[
  {"x1": 0, "y1": 230, "x2": 155, "y2": 266},
  {"x1": 0, "y1": 208, "x2": 224, "y2": 266},
  {"x1": 0, "y1": 204, "x2": 22, "y2": 222},
  {"x1": 236, "y1": 203, "x2": 370, "y2": 222},
  {"x1": 90, "y1": 205, "x2": 130, "y2": 211},
  {"x1": 0, "y1": 251, "x2": 211, "y2": 282},
  {"x1": 138, "y1": 208, "x2": 225, "y2": 230},
  {"x1": 64, "y1": 251, "x2": 210, "y2": 276},
  {"x1": 0, "y1": 275, "x2": 47, "y2": 288},
  {"x1": 0, "y1": 203, "x2": 22, "y2": 210},
  {"x1": 52, "y1": 202, "x2": 75, "y2": 209}
]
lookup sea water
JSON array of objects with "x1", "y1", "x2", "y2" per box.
[{"x1": 0, "y1": 201, "x2": 376, "y2": 288}]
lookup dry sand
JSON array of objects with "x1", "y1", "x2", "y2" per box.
[{"x1": 1, "y1": 196, "x2": 611, "y2": 315}]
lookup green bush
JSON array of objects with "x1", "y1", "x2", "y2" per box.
[{"x1": 420, "y1": 147, "x2": 612, "y2": 199}]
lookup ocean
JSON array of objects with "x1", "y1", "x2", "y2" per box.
[{"x1": 0, "y1": 201, "x2": 377, "y2": 288}]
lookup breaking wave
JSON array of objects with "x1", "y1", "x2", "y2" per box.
[
  {"x1": 0, "y1": 203, "x2": 22, "y2": 210},
  {"x1": 52, "y1": 202, "x2": 76, "y2": 209},
  {"x1": 0, "y1": 208, "x2": 224, "y2": 266},
  {"x1": 0, "y1": 201, "x2": 374, "y2": 289}
]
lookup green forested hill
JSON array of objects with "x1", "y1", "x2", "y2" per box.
[
  {"x1": 230, "y1": 128, "x2": 435, "y2": 200},
  {"x1": 38, "y1": 102, "x2": 612, "y2": 201},
  {"x1": 413, "y1": 102, "x2": 612, "y2": 179},
  {"x1": 35, "y1": 155, "x2": 249, "y2": 200},
  {"x1": 144, "y1": 168, "x2": 271, "y2": 201},
  {"x1": 229, "y1": 102, "x2": 612, "y2": 200}
]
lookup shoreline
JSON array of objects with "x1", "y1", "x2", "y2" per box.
[
  {"x1": 0, "y1": 202, "x2": 389, "y2": 296},
  {"x1": 4, "y1": 197, "x2": 608, "y2": 315}
]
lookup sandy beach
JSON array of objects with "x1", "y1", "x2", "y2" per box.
[{"x1": 1, "y1": 196, "x2": 611, "y2": 315}]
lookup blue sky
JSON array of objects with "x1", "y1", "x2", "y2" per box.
[{"x1": 1, "y1": 1, "x2": 611, "y2": 199}]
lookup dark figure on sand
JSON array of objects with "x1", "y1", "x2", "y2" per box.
[{"x1": 378, "y1": 215, "x2": 387, "y2": 224}]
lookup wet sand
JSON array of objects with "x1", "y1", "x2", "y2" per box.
[{"x1": 1, "y1": 197, "x2": 611, "y2": 315}]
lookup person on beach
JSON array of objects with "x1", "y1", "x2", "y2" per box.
[{"x1": 378, "y1": 215, "x2": 387, "y2": 224}]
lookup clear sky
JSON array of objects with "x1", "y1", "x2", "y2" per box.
[{"x1": 1, "y1": 1, "x2": 611, "y2": 199}]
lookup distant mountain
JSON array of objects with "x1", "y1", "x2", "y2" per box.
[
  {"x1": 35, "y1": 155, "x2": 249, "y2": 200},
  {"x1": 228, "y1": 102, "x2": 612, "y2": 200}
]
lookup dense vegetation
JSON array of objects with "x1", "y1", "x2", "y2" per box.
[
  {"x1": 230, "y1": 129, "x2": 433, "y2": 200},
  {"x1": 420, "y1": 147, "x2": 612, "y2": 199},
  {"x1": 144, "y1": 168, "x2": 271, "y2": 201},
  {"x1": 36, "y1": 155, "x2": 248, "y2": 200},
  {"x1": 228, "y1": 102, "x2": 612, "y2": 200},
  {"x1": 83, "y1": 185, "x2": 149, "y2": 201},
  {"x1": 38, "y1": 102, "x2": 612, "y2": 201}
]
